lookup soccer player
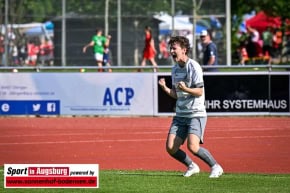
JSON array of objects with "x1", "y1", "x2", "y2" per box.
[
  {"x1": 158, "y1": 36, "x2": 223, "y2": 178},
  {"x1": 83, "y1": 28, "x2": 110, "y2": 72}
]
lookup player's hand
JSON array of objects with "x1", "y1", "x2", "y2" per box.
[
  {"x1": 158, "y1": 78, "x2": 166, "y2": 88},
  {"x1": 82, "y1": 47, "x2": 87, "y2": 53},
  {"x1": 178, "y1": 81, "x2": 186, "y2": 90}
]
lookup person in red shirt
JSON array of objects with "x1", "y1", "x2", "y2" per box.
[
  {"x1": 0, "y1": 34, "x2": 4, "y2": 64},
  {"x1": 159, "y1": 36, "x2": 170, "y2": 59},
  {"x1": 39, "y1": 38, "x2": 54, "y2": 66},
  {"x1": 140, "y1": 26, "x2": 158, "y2": 72},
  {"x1": 27, "y1": 39, "x2": 40, "y2": 66}
]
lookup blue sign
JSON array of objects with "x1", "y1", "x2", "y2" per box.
[
  {"x1": 0, "y1": 100, "x2": 60, "y2": 115},
  {"x1": 102, "y1": 87, "x2": 134, "y2": 106}
]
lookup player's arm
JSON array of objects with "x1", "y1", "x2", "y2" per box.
[
  {"x1": 150, "y1": 38, "x2": 157, "y2": 53},
  {"x1": 82, "y1": 41, "x2": 94, "y2": 53},
  {"x1": 177, "y1": 81, "x2": 203, "y2": 97},
  {"x1": 207, "y1": 45, "x2": 216, "y2": 66},
  {"x1": 207, "y1": 55, "x2": 215, "y2": 66},
  {"x1": 158, "y1": 78, "x2": 177, "y2": 99},
  {"x1": 104, "y1": 35, "x2": 111, "y2": 48}
]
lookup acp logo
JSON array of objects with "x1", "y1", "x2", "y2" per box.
[{"x1": 103, "y1": 87, "x2": 134, "y2": 106}]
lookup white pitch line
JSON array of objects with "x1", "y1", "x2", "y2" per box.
[
  {"x1": 0, "y1": 135, "x2": 289, "y2": 146},
  {"x1": 1, "y1": 127, "x2": 288, "y2": 138},
  {"x1": 0, "y1": 138, "x2": 165, "y2": 145},
  {"x1": 0, "y1": 131, "x2": 164, "y2": 138},
  {"x1": 0, "y1": 127, "x2": 288, "y2": 139},
  {"x1": 208, "y1": 135, "x2": 290, "y2": 139}
]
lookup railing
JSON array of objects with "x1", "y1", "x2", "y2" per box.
[{"x1": 0, "y1": 64, "x2": 289, "y2": 72}]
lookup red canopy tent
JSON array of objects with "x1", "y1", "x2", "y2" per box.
[{"x1": 246, "y1": 11, "x2": 281, "y2": 33}]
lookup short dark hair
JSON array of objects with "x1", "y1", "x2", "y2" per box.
[
  {"x1": 168, "y1": 36, "x2": 191, "y2": 55},
  {"x1": 145, "y1": 26, "x2": 151, "y2": 30},
  {"x1": 96, "y1": 28, "x2": 103, "y2": 33}
]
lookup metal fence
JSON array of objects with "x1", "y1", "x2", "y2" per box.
[{"x1": 0, "y1": 0, "x2": 228, "y2": 67}]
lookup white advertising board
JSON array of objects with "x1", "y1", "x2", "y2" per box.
[{"x1": 0, "y1": 73, "x2": 154, "y2": 116}]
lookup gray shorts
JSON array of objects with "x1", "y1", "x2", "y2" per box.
[{"x1": 169, "y1": 116, "x2": 207, "y2": 144}]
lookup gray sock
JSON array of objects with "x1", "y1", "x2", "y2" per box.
[
  {"x1": 195, "y1": 147, "x2": 217, "y2": 167},
  {"x1": 171, "y1": 149, "x2": 193, "y2": 167}
]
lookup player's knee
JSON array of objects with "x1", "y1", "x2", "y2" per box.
[
  {"x1": 166, "y1": 145, "x2": 177, "y2": 155},
  {"x1": 187, "y1": 143, "x2": 199, "y2": 154}
]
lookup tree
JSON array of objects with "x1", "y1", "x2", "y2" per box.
[{"x1": 231, "y1": 0, "x2": 290, "y2": 63}]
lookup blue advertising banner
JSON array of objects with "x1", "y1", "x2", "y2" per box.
[{"x1": 0, "y1": 100, "x2": 60, "y2": 115}]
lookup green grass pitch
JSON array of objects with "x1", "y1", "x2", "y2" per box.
[{"x1": 1, "y1": 169, "x2": 290, "y2": 193}]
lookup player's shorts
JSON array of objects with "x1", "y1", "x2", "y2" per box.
[
  {"x1": 169, "y1": 116, "x2": 207, "y2": 144},
  {"x1": 103, "y1": 53, "x2": 109, "y2": 64},
  {"x1": 94, "y1": 53, "x2": 103, "y2": 62}
]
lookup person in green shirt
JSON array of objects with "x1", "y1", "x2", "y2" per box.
[
  {"x1": 83, "y1": 28, "x2": 110, "y2": 72},
  {"x1": 262, "y1": 26, "x2": 273, "y2": 59}
]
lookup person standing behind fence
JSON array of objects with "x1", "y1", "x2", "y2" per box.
[
  {"x1": 27, "y1": 38, "x2": 40, "y2": 66},
  {"x1": 83, "y1": 28, "x2": 109, "y2": 72},
  {"x1": 200, "y1": 30, "x2": 218, "y2": 71},
  {"x1": 140, "y1": 26, "x2": 158, "y2": 72},
  {"x1": 272, "y1": 28, "x2": 283, "y2": 58},
  {"x1": 39, "y1": 38, "x2": 54, "y2": 66},
  {"x1": 246, "y1": 26, "x2": 261, "y2": 60},
  {"x1": 0, "y1": 34, "x2": 4, "y2": 65},
  {"x1": 103, "y1": 35, "x2": 112, "y2": 72},
  {"x1": 158, "y1": 35, "x2": 223, "y2": 178}
]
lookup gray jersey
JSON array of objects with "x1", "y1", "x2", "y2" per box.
[{"x1": 171, "y1": 58, "x2": 206, "y2": 117}]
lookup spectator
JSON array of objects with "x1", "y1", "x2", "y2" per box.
[
  {"x1": 272, "y1": 28, "x2": 283, "y2": 58},
  {"x1": 39, "y1": 38, "x2": 48, "y2": 66},
  {"x1": 282, "y1": 34, "x2": 290, "y2": 62},
  {"x1": 158, "y1": 36, "x2": 170, "y2": 59},
  {"x1": 262, "y1": 26, "x2": 273, "y2": 59},
  {"x1": 39, "y1": 38, "x2": 54, "y2": 66},
  {"x1": 0, "y1": 34, "x2": 4, "y2": 65},
  {"x1": 17, "y1": 34, "x2": 28, "y2": 66},
  {"x1": 233, "y1": 45, "x2": 248, "y2": 66},
  {"x1": 200, "y1": 30, "x2": 218, "y2": 71},
  {"x1": 27, "y1": 38, "x2": 40, "y2": 66},
  {"x1": 236, "y1": 32, "x2": 249, "y2": 65},
  {"x1": 46, "y1": 39, "x2": 54, "y2": 66},
  {"x1": 10, "y1": 41, "x2": 19, "y2": 65},
  {"x1": 7, "y1": 28, "x2": 16, "y2": 41},
  {"x1": 246, "y1": 26, "x2": 261, "y2": 59}
]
